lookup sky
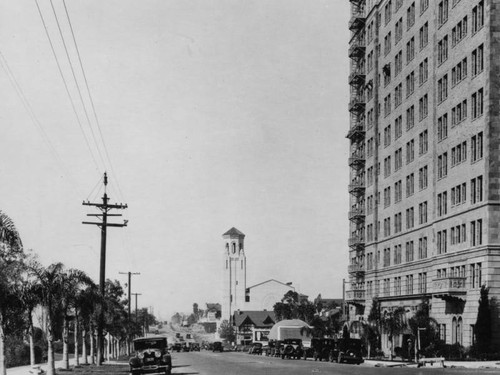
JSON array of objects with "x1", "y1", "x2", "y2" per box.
[{"x1": 0, "y1": 0, "x2": 351, "y2": 320}]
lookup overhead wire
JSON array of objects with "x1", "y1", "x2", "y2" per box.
[
  {"x1": 62, "y1": 0, "x2": 126, "y2": 203},
  {"x1": 48, "y1": 0, "x2": 107, "y2": 171},
  {"x1": 34, "y1": 0, "x2": 101, "y2": 173},
  {"x1": 86, "y1": 175, "x2": 103, "y2": 202},
  {"x1": 0, "y1": 50, "x2": 84, "y2": 198}
]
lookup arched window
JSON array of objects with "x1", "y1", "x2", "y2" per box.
[
  {"x1": 452, "y1": 317, "x2": 457, "y2": 344},
  {"x1": 457, "y1": 317, "x2": 463, "y2": 345}
]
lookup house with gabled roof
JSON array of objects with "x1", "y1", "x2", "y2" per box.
[{"x1": 232, "y1": 310, "x2": 276, "y2": 345}]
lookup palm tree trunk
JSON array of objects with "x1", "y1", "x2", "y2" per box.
[
  {"x1": 46, "y1": 318, "x2": 56, "y2": 375},
  {"x1": 82, "y1": 329, "x2": 88, "y2": 365},
  {"x1": 62, "y1": 318, "x2": 69, "y2": 369},
  {"x1": 74, "y1": 317, "x2": 80, "y2": 366},
  {"x1": 0, "y1": 314, "x2": 7, "y2": 375},
  {"x1": 389, "y1": 336, "x2": 393, "y2": 360},
  {"x1": 29, "y1": 327, "x2": 35, "y2": 366},
  {"x1": 89, "y1": 328, "x2": 95, "y2": 365}
]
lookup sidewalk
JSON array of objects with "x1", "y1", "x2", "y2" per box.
[
  {"x1": 363, "y1": 359, "x2": 500, "y2": 369},
  {"x1": 6, "y1": 357, "x2": 125, "y2": 375}
]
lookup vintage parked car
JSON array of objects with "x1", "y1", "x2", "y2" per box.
[
  {"x1": 280, "y1": 339, "x2": 303, "y2": 359},
  {"x1": 212, "y1": 341, "x2": 224, "y2": 352},
  {"x1": 337, "y1": 338, "x2": 364, "y2": 365},
  {"x1": 303, "y1": 338, "x2": 339, "y2": 361},
  {"x1": 188, "y1": 342, "x2": 200, "y2": 351},
  {"x1": 172, "y1": 343, "x2": 182, "y2": 352},
  {"x1": 248, "y1": 342, "x2": 263, "y2": 355},
  {"x1": 129, "y1": 336, "x2": 172, "y2": 375}
]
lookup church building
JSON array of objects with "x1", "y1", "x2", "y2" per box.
[{"x1": 221, "y1": 227, "x2": 297, "y2": 322}]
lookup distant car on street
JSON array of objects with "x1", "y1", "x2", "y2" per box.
[
  {"x1": 189, "y1": 342, "x2": 200, "y2": 351},
  {"x1": 303, "y1": 338, "x2": 338, "y2": 361},
  {"x1": 280, "y1": 339, "x2": 303, "y2": 359},
  {"x1": 172, "y1": 343, "x2": 182, "y2": 352},
  {"x1": 248, "y1": 342, "x2": 263, "y2": 355},
  {"x1": 212, "y1": 341, "x2": 224, "y2": 352},
  {"x1": 337, "y1": 338, "x2": 364, "y2": 365}
]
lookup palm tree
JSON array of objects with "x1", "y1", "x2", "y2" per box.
[
  {"x1": 0, "y1": 211, "x2": 23, "y2": 375},
  {"x1": 31, "y1": 262, "x2": 65, "y2": 375},
  {"x1": 366, "y1": 298, "x2": 382, "y2": 357},
  {"x1": 79, "y1": 284, "x2": 101, "y2": 365},
  {"x1": 408, "y1": 299, "x2": 438, "y2": 359},
  {"x1": 19, "y1": 279, "x2": 42, "y2": 366},
  {"x1": 59, "y1": 269, "x2": 93, "y2": 369},
  {"x1": 380, "y1": 307, "x2": 407, "y2": 360},
  {"x1": 74, "y1": 282, "x2": 99, "y2": 365}
]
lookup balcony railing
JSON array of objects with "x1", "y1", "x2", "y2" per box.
[
  {"x1": 348, "y1": 235, "x2": 365, "y2": 248},
  {"x1": 348, "y1": 179, "x2": 365, "y2": 195},
  {"x1": 346, "y1": 122, "x2": 365, "y2": 140},
  {"x1": 349, "y1": 70, "x2": 366, "y2": 87},
  {"x1": 432, "y1": 277, "x2": 467, "y2": 296},
  {"x1": 348, "y1": 9, "x2": 366, "y2": 31},
  {"x1": 348, "y1": 207, "x2": 365, "y2": 222},
  {"x1": 348, "y1": 37, "x2": 366, "y2": 60},
  {"x1": 346, "y1": 289, "x2": 366, "y2": 303},
  {"x1": 348, "y1": 95, "x2": 365, "y2": 114},
  {"x1": 348, "y1": 152, "x2": 365, "y2": 168},
  {"x1": 348, "y1": 263, "x2": 365, "y2": 274}
]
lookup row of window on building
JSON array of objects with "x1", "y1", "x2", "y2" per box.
[
  {"x1": 361, "y1": 262, "x2": 482, "y2": 298},
  {"x1": 366, "y1": 0, "x2": 484, "y2": 57},
  {"x1": 365, "y1": 212, "x2": 483, "y2": 256}
]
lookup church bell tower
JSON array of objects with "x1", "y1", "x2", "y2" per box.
[{"x1": 222, "y1": 227, "x2": 247, "y2": 322}]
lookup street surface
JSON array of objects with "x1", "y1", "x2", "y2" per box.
[{"x1": 170, "y1": 351, "x2": 500, "y2": 375}]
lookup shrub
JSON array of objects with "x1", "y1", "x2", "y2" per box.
[{"x1": 5, "y1": 336, "x2": 29, "y2": 368}]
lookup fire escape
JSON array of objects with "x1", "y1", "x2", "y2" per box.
[{"x1": 346, "y1": 0, "x2": 366, "y2": 312}]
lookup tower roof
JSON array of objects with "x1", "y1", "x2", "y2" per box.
[{"x1": 223, "y1": 227, "x2": 245, "y2": 237}]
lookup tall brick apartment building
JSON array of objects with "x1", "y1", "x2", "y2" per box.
[{"x1": 346, "y1": 0, "x2": 499, "y2": 353}]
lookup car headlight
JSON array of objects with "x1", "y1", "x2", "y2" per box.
[
  {"x1": 138, "y1": 352, "x2": 145, "y2": 359},
  {"x1": 155, "y1": 351, "x2": 161, "y2": 358},
  {"x1": 129, "y1": 357, "x2": 141, "y2": 367}
]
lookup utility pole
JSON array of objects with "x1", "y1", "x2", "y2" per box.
[
  {"x1": 132, "y1": 292, "x2": 142, "y2": 324},
  {"x1": 119, "y1": 271, "x2": 140, "y2": 354},
  {"x1": 82, "y1": 172, "x2": 128, "y2": 365},
  {"x1": 119, "y1": 271, "x2": 140, "y2": 322}
]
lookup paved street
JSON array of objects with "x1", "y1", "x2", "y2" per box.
[{"x1": 170, "y1": 351, "x2": 500, "y2": 375}]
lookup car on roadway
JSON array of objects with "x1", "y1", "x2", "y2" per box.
[
  {"x1": 303, "y1": 338, "x2": 339, "y2": 361},
  {"x1": 212, "y1": 341, "x2": 224, "y2": 352},
  {"x1": 337, "y1": 338, "x2": 364, "y2": 365},
  {"x1": 172, "y1": 343, "x2": 182, "y2": 352},
  {"x1": 129, "y1": 336, "x2": 172, "y2": 375},
  {"x1": 280, "y1": 339, "x2": 303, "y2": 359},
  {"x1": 248, "y1": 342, "x2": 263, "y2": 355},
  {"x1": 189, "y1": 342, "x2": 200, "y2": 351}
]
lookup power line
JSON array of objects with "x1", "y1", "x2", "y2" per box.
[
  {"x1": 62, "y1": 0, "x2": 125, "y2": 202},
  {"x1": 34, "y1": 0, "x2": 101, "y2": 172},
  {"x1": 0, "y1": 50, "x2": 83, "y2": 197},
  {"x1": 48, "y1": 0, "x2": 107, "y2": 170}
]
